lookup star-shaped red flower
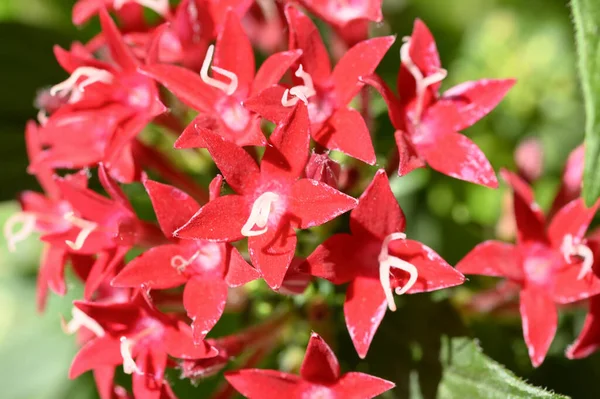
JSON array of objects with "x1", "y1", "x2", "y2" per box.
[
  {"x1": 175, "y1": 103, "x2": 357, "y2": 290},
  {"x1": 225, "y1": 332, "x2": 395, "y2": 398},
  {"x1": 303, "y1": 170, "x2": 465, "y2": 357},
  {"x1": 364, "y1": 19, "x2": 515, "y2": 187},
  {"x1": 457, "y1": 169, "x2": 600, "y2": 366}
]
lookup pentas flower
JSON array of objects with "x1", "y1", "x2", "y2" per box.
[
  {"x1": 68, "y1": 293, "x2": 217, "y2": 399},
  {"x1": 225, "y1": 332, "x2": 395, "y2": 399},
  {"x1": 73, "y1": 0, "x2": 171, "y2": 30},
  {"x1": 32, "y1": 9, "x2": 166, "y2": 182},
  {"x1": 302, "y1": 170, "x2": 465, "y2": 357},
  {"x1": 364, "y1": 19, "x2": 515, "y2": 187},
  {"x1": 242, "y1": 0, "x2": 286, "y2": 53},
  {"x1": 175, "y1": 104, "x2": 358, "y2": 289},
  {"x1": 112, "y1": 178, "x2": 259, "y2": 343},
  {"x1": 456, "y1": 170, "x2": 600, "y2": 367},
  {"x1": 244, "y1": 5, "x2": 395, "y2": 165},
  {"x1": 141, "y1": 9, "x2": 302, "y2": 147},
  {"x1": 304, "y1": 152, "x2": 342, "y2": 189},
  {"x1": 567, "y1": 292, "x2": 600, "y2": 359}
]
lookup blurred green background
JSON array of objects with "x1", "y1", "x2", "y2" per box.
[{"x1": 0, "y1": 0, "x2": 594, "y2": 398}]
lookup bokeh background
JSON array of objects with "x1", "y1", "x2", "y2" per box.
[{"x1": 0, "y1": 0, "x2": 594, "y2": 398}]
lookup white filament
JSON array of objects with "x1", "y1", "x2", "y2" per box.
[
  {"x1": 378, "y1": 232, "x2": 419, "y2": 312},
  {"x1": 241, "y1": 192, "x2": 279, "y2": 237},
  {"x1": 281, "y1": 64, "x2": 316, "y2": 107},
  {"x1": 119, "y1": 336, "x2": 141, "y2": 374},
  {"x1": 37, "y1": 110, "x2": 48, "y2": 126},
  {"x1": 63, "y1": 212, "x2": 98, "y2": 250},
  {"x1": 61, "y1": 307, "x2": 105, "y2": 337},
  {"x1": 4, "y1": 212, "x2": 36, "y2": 253},
  {"x1": 50, "y1": 67, "x2": 114, "y2": 103},
  {"x1": 113, "y1": 0, "x2": 170, "y2": 16},
  {"x1": 200, "y1": 45, "x2": 238, "y2": 96},
  {"x1": 562, "y1": 234, "x2": 595, "y2": 280},
  {"x1": 171, "y1": 250, "x2": 201, "y2": 273},
  {"x1": 399, "y1": 37, "x2": 447, "y2": 122}
]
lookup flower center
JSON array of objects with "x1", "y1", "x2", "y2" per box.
[
  {"x1": 561, "y1": 234, "x2": 594, "y2": 280},
  {"x1": 241, "y1": 192, "x2": 279, "y2": 237},
  {"x1": 50, "y1": 67, "x2": 114, "y2": 104},
  {"x1": 63, "y1": 212, "x2": 98, "y2": 250},
  {"x1": 61, "y1": 307, "x2": 105, "y2": 337},
  {"x1": 378, "y1": 232, "x2": 419, "y2": 312},
  {"x1": 200, "y1": 45, "x2": 238, "y2": 96},
  {"x1": 281, "y1": 64, "x2": 317, "y2": 107},
  {"x1": 113, "y1": 0, "x2": 170, "y2": 16},
  {"x1": 216, "y1": 97, "x2": 251, "y2": 131},
  {"x1": 399, "y1": 37, "x2": 447, "y2": 123},
  {"x1": 4, "y1": 212, "x2": 37, "y2": 253}
]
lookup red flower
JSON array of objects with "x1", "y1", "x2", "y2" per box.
[
  {"x1": 244, "y1": 5, "x2": 395, "y2": 165},
  {"x1": 567, "y1": 293, "x2": 600, "y2": 359},
  {"x1": 364, "y1": 19, "x2": 515, "y2": 187},
  {"x1": 302, "y1": 170, "x2": 464, "y2": 357},
  {"x1": 457, "y1": 170, "x2": 600, "y2": 367},
  {"x1": 140, "y1": 9, "x2": 301, "y2": 147},
  {"x1": 225, "y1": 332, "x2": 395, "y2": 399},
  {"x1": 175, "y1": 104, "x2": 357, "y2": 290},
  {"x1": 112, "y1": 178, "x2": 259, "y2": 342}
]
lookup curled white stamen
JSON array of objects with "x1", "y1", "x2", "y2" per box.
[
  {"x1": 281, "y1": 64, "x2": 316, "y2": 107},
  {"x1": 378, "y1": 232, "x2": 419, "y2": 311},
  {"x1": 400, "y1": 37, "x2": 447, "y2": 122},
  {"x1": 120, "y1": 336, "x2": 142, "y2": 375},
  {"x1": 4, "y1": 212, "x2": 36, "y2": 253},
  {"x1": 171, "y1": 250, "x2": 201, "y2": 273},
  {"x1": 113, "y1": 0, "x2": 170, "y2": 16},
  {"x1": 63, "y1": 212, "x2": 98, "y2": 251},
  {"x1": 200, "y1": 45, "x2": 238, "y2": 96},
  {"x1": 37, "y1": 110, "x2": 49, "y2": 126},
  {"x1": 61, "y1": 307, "x2": 105, "y2": 337},
  {"x1": 241, "y1": 192, "x2": 279, "y2": 237},
  {"x1": 50, "y1": 67, "x2": 114, "y2": 103},
  {"x1": 562, "y1": 234, "x2": 595, "y2": 280}
]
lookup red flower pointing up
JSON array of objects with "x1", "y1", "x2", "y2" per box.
[
  {"x1": 457, "y1": 170, "x2": 600, "y2": 367},
  {"x1": 225, "y1": 332, "x2": 395, "y2": 399},
  {"x1": 175, "y1": 103, "x2": 358, "y2": 290}
]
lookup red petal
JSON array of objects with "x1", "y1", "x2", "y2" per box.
[
  {"x1": 43, "y1": 246, "x2": 68, "y2": 295},
  {"x1": 132, "y1": 348, "x2": 167, "y2": 399},
  {"x1": 551, "y1": 261, "x2": 600, "y2": 304},
  {"x1": 519, "y1": 285, "x2": 557, "y2": 367},
  {"x1": 551, "y1": 145, "x2": 584, "y2": 214},
  {"x1": 175, "y1": 195, "x2": 249, "y2": 242},
  {"x1": 84, "y1": 247, "x2": 127, "y2": 299},
  {"x1": 302, "y1": 234, "x2": 362, "y2": 284},
  {"x1": 214, "y1": 10, "x2": 255, "y2": 96},
  {"x1": 243, "y1": 85, "x2": 290, "y2": 124},
  {"x1": 98, "y1": 9, "x2": 138, "y2": 72},
  {"x1": 300, "y1": 332, "x2": 340, "y2": 384},
  {"x1": 344, "y1": 276, "x2": 388, "y2": 358},
  {"x1": 289, "y1": 178, "x2": 357, "y2": 229},
  {"x1": 248, "y1": 224, "x2": 297, "y2": 289},
  {"x1": 334, "y1": 372, "x2": 395, "y2": 398},
  {"x1": 252, "y1": 50, "x2": 303, "y2": 94},
  {"x1": 144, "y1": 179, "x2": 200, "y2": 237},
  {"x1": 93, "y1": 366, "x2": 116, "y2": 399},
  {"x1": 548, "y1": 198, "x2": 599, "y2": 249},
  {"x1": 395, "y1": 130, "x2": 426, "y2": 176},
  {"x1": 262, "y1": 103, "x2": 311, "y2": 181},
  {"x1": 99, "y1": 164, "x2": 133, "y2": 212},
  {"x1": 164, "y1": 324, "x2": 219, "y2": 359},
  {"x1": 361, "y1": 74, "x2": 404, "y2": 130},
  {"x1": 441, "y1": 79, "x2": 516, "y2": 131},
  {"x1": 200, "y1": 128, "x2": 261, "y2": 195},
  {"x1": 313, "y1": 108, "x2": 376, "y2": 165},
  {"x1": 72, "y1": 0, "x2": 103, "y2": 25},
  {"x1": 184, "y1": 278, "x2": 228, "y2": 342},
  {"x1": 111, "y1": 244, "x2": 189, "y2": 289},
  {"x1": 567, "y1": 295, "x2": 600, "y2": 359},
  {"x1": 225, "y1": 245, "x2": 260, "y2": 287},
  {"x1": 226, "y1": 369, "x2": 301, "y2": 398},
  {"x1": 456, "y1": 240, "x2": 522, "y2": 281},
  {"x1": 350, "y1": 169, "x2": 406, "y2": 241},
  {"x1": 331, "y1": 36, "x2": 395, "y2": 107},
  {"x1": 69, "y1": 335, "x2": 123, "y2": 378},
  {"x1": 419, "y1": 132, "x2": 498, "y2": 188},
  {"x1": 209, "y1": 174, "x2": 223, "y2": 201},
  {"x1": 390, "y1": 239, "x2": 465, "y2": 293}
]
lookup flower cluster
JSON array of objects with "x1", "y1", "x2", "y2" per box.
[{"x1": 9, "y1": 0, "x2": 597, "y2": 397}]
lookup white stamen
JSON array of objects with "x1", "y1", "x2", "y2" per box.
[
  {"x1": 241, "y1": 192, "x2": 279, "y2": 237},
  {"x1": 120, "y1": 336, "x2": 142, "y2": 375},
  {"x1": 562, "y1": 234, "x2": 595, "y2": 280},
  {"x1": 50, "y1": 67, "x2": 114, "y2": 104},
  {"x1": 378, "y1": 232, "x2": 419, "y2": 311},
  {"x1": 37, "y1": 110, "x2": 49, "y2": 126},
  {"x1": 200, "y1": 45, "x2": 238, "y2": 96},
  {"x1": 4, "y1": 212, "x2": 36, "y2": 253},
  {"x1": 400, "y1": 37, "x2": 447, "y2": 122},
  {"x1": 61, "y1": 307, "x2": 105, "y2": 337},
  {"x1": 171, "y1": 250, "x2": 202, "y2": 273},
  {"x1": 63, "y1": 212, "x2": 98, "y2": 250},
  {"x1": 281, "y1": 64, "x2": 316, "y2": 107},
  {"x1": 113, "y1": 0, "x2": 170, "y2": 16}
]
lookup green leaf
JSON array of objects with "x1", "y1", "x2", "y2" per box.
[
  {"x1": 438, "y1": 337, "x2": 568, "y2": 399},
  {"x1": 571, "y1": 0, "x2": 600, "y2": 206}
]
